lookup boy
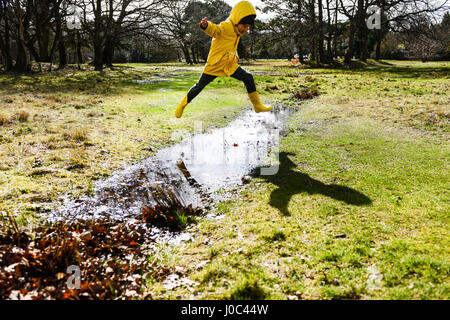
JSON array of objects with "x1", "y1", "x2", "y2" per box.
[{"x1": 175, "y1": 0, "x2": 272, "y2": 118}]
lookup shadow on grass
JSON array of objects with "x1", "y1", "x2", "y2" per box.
[
  {"x1": 346, "y1": 60, "x2": 450, "y2": 78},
  {"x1": 289, "y1": 59, "x2": 449, "y2": 79},
  {"x1": 253, "y1": 152, "x2": 372, "y2": 216}
]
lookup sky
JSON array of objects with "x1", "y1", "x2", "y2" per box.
[{"x1": 222, "y1": 0, "x2": 274, "y2": 21}]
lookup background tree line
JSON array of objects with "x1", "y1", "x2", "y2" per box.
[{"x1": 0, "y1": 0, "x2": 448, "y2": 73}]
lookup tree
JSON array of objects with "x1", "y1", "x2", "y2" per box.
[
  {"x1": 374, "y1": 0, "x2": 389, "y2": 60},
  {"x1": 400, "y1": 13, "x2": 447, "y2": 61},
  {"x1": 339, "y1": 0, "x2": 357, "y2": 64},
  {"x1": 440, "y1": 11, "x2": 450, "y2": 59},
  {"x1": 317, "y1": 0, "x2": 326, "y2": 63},
  {"x1": 14, "y1": 0, "x2": 32, "y2": 72},
  {"x1": 0, "y1": 0, "x2": 67, "y2": 72},
  {"x1": 0, "y1": 0, "x2": 13, "y2": 70},
  {"x1": 183, "y1": 0, "x2": 231, "y2": 63},
  {"x1": 76, "y1": 0, "x2": 161, "y2": 71},
  {"x1": 261, "y1": 0, "x2": 311, "y2": 62},
  {"x1": 371, "y1": 0, "x2": 448, "y2": 61},
  {"x1": 158, "y1": 0, "x2": 193, "y2": 64}
]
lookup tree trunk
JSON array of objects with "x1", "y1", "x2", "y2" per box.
[
  {"x1": 38, "y1": 36, "x2": 50, "y2": 62},
  {"x1": 309, "y1": 0, "x2": 316, "y2": 61},
  {"x1": 333, "y1": 0, "x2": 338, "y2": 58},
  {"x1": 182, "y1": 45, "x2": 192, "y2": 64},
  {"x1": 318, "y1": 0, "x2": 325, "y2": 63},
  {"x1": 14, "y1": 0, "x2": 31, "y2": 72},
  {"x1": 48, "y1": 31, "x2": 58, "y2": 72},
  {"x1": 358, "y1": 0, "x2": 368, "y2": 61},
  {"x1": 93, "y1": 0, "x2": 103, "y2": 71},
  {"x1": 103, "y1": 0, "x2": 115, "y2": 70},
  {"x1": 191, "y1": 46, "x2": 197, "y2": 64},
  {"x1": 360, "y1": 29, "x2": 368, "y2": 61},
  {"x1": 15, "y1": 44, "x2": 31, "y2": 72},
  {"x1": 375, "y1": 3, "x2": 384, "y2": 60},
  {"x1": 0, "y1": 14, "x2": 13, "y2": 71},
  {"x1": 58, "y1": 35, "x2": 67, "y2": 69},
  {"x1": 0, "y1": 35, "x2": 7, "y2": 69},
  {"x1": 375, "y1": 34, "x2": 381, "y2": 60},
  {"x1": 297, "y1": 0, "x2": 304, "y2": 64},
  {"x1": 344, "y1": 20, "x2": 356, "y2": 64},
  {"x1": 0, "y1": 35, "x2": 13, "y2": 71},
  {"x1": 55, "y1": 5, "x2": 66, "y2": 69},
  {"x1": 326, "y1": 0, "x2": 333, "y2": 60},
  {"x1": 77, "y1": 31, "x2": 83, "y2": 64},
  {"x1": 36, "y1": 2, "x2": 50, "y2": 62},
  {"x1": 103, "y1": 36, "x2": 115, "y2": 69},
  {"x1": 94, "y1": 41, "x2": 103, "y2": 71}
]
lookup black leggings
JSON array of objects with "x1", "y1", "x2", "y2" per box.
[{"x1": 187, "y1": 67, "x2": 256, "y2": 103}]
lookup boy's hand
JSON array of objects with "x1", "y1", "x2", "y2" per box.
[{"x1": 200, "y1": 17, "x2": 208, "y2": 28}]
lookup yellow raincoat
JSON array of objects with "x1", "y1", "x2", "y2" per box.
[{"x1": 199, "y1": 1, "x2": 256, "y2": 77}]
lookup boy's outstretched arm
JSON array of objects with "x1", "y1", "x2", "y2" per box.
[{"x1": 199, "y1": 17, "x2": 226, "y2": 38}]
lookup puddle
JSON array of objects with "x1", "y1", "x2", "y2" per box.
[
  {"x1": 44, "y1": 103, "x2": 298, "y2": 238},
  {"x1": 158, "y1": 105, "x2": 296, "y2": 194}
]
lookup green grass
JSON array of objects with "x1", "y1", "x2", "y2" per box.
[
  {"x1": 139, "y1": 59, "x2": 449, "y2": 300},
  {"x1": 1, "y1": 59, "x2": 449, "y2": 300}
]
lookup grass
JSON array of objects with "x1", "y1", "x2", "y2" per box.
[
  {"x1": 1, "y1": 59, "x2": 449, "y2": 300},
  {"x1": 0, "y1": 64, "x2": 250, "y2": 223},
  {"x1": 139, "y1": 59, "x2": 449, "y2": 300},
  {"x1": 228, "y1": 277, "x2": 267, "y2": 300}
]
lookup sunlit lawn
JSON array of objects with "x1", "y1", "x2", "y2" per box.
[{"x1": 0, "y1": 59, "x2": 448, "y2": 299}]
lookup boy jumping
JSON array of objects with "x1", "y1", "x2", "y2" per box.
[{"x1": 175, "y1": 0, "x2": 272, "y2": 118}]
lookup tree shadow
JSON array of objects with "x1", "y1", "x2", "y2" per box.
[{"x1": 251, "y1": 152, "x2": 372, "y2": 216}]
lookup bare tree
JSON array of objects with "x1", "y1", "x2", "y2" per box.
[
  {"x1": 317, "y1": 0, "x2": 326, "y2": 63},
  {"x1": 261, "y1": 0, "x2": 309, "y2": 62},
  {"x1": 158, "y1": 0, "x2": 194, "y2": 64},
  {"x1": 0, "y1": 0, "x2": 13, "y2": 70},
  {"x1": 337, "y1": 0, "x2": 448, "y2": 64},
  {"x1": 0, "y1": 0, "x2": 67, "y2": 72},
  {"x1": 400, "y1": 12, "x2": 447, "y2": 61},
  {"x1": 339, "y1": 0, "x2": 357, "y2": 63},
  {"x1": 76, "y1": 0, "x2": 161, "y2": 71},
  {"x1": 13, "y1": 0, "x2": 32, "y2": 72}
]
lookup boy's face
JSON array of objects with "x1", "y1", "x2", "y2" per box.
[{"x1": 237, "y1": 23, "x2": 251, "y2": 35}]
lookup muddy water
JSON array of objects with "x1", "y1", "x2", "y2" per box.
[{"x1": 46, "y1": 104, "x2": 297, "y2": 227}]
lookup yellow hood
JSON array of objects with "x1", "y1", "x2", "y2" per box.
[
  {"x1": 199, "y1": 1, "x2": 257, "y2": 77},
  {"x1": 229, "y1": 1, "x2": 256, "y2": 25}
]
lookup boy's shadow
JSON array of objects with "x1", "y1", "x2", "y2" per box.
[{"x1": 251, "y1": 152, "x2": 372, "y2": 216}]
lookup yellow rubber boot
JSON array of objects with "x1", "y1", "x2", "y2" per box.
[
  {"x1": 248, "y1": 91, "x2": 272, "y2": 113},
  {"x1": 175, "y1": 95, "x2": 188, "y2": 118}
]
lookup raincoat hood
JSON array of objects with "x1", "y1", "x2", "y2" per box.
[
  {"x1": 229, "y1": 1, "x2": 257, "y2": 25},
  {"x1": 199, "y1": 1, "x2": 257, "y2": 77}
]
